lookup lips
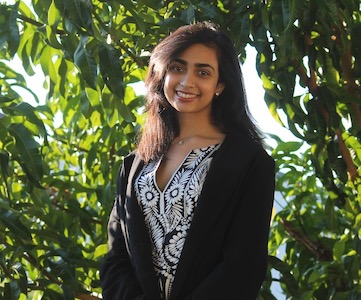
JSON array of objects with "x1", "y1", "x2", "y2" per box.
[{"x1": 176, "y1": 90, "x2": 198, "y2": 99}]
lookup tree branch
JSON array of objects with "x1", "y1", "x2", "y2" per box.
[
  {"x1": 336, "y1": 129, "x2": 358, "y2": 181},
  {"x1": 17, "y1": 14, "x2": 66, "y2": 35},
  {"x1": 280, "y1": 218, "x2": 332, "y2": 261},
  {"x1": 75, "y1": 293, "x2": 101, "y2": 300}
]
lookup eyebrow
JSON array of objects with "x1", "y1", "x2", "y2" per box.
[{"x1": 173, "y1": 58, "x2": 215, "y2": 71}]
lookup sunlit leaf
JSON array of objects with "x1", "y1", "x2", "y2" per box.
[
  {"x1": 40, "y1": 46, "x2": 58, "y2": 84},
  {"x1": 93, "y1": 243, "x2": 107, "y2": 259},
  {"x1": 48, "y1": 0, "x2": 61, "y2": 27},
  {"x1": 6, "y1": 102, "x2": 47, "y2": 138}
]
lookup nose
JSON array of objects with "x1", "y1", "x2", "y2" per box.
[{"x1": 180, "y1": 72, "x2": 196, "y2": 88}]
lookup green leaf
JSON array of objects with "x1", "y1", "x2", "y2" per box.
[
  {"x1": 99, "y1": 44, "x2": 124, "y2": 99},
  {"x1": 0, "y1": 3, "x2": 20, "y2": 57},
  {"x1": 0, "y1": 150, "x2": 10, "y2": 176},
  {"x1": 7, "y1": 123, "x2": 43, "y2": 181},
  {"x1": 48, "y1": 0, "x2": 62, "y2": 27},
  {"x1": 272, "y1": 0, "x2": 304, "y2": 34},
  {"x1": 42, "y1": 283, "x2": 64, "y2": 299},
  {"x1": 93, "y1": 243, "x2": 107, "y2": 260},
  {"x1": 80, "y1": 90, "x2": 94, "y2": 118},
  {"x1": 74, "y1": 36, "x2": 97, "y2": 89},
  {"x1": 315, "y1": 0, "x2": 339, "y2": 24},
  {"x1": 0, "y1": 207, "x2": 32, "y2": 242},
  {"x1": 7, "y1": 102, "x2": 47, "y2": 139},
  {"x1": 63, "y1": 0, "x2": 93, "y2": 33},
  {"x1": 11, "y1": 262, "x2": 28, "y2": 293},
  {"x1": 40, "y1": 46, "x2": 58, "y2": 84},
  {"x1": 4, "y1": 281, "x2": 21, "y2": 300},
  {"x1": 270, "y1": 0, "x2": 291, "y2": 34},
  {"x1": 117, "y1": 97, "x2": 135, "y2": 123},
  {"x1": 85, "y1": 86, "x2": 100, "y2": 106},
  {"x1": 268, "y1": 255, "x2": 300, "y2": 298},
  {"x1": 230, "y1": 10, "x2": 250, "y2": 50},
  {"x1": 333, "y1": 236, "x2": 346, "y2": 261},
  {"x1": 46, "y1": 25, "x2": 62, "y2": 49},
  {"x1": 180, "y1": 5, "x2": 195, "y2": 24},
  {"x1": 275, "y1": 141, "x2": 303, "y2": 153}
]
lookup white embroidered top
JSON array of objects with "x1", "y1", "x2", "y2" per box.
[{"x1": 134, "y1": 144, "x2": 221, "y2": 299}]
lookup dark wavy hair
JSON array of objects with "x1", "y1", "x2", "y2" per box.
[{"x1": 136, "y1": 21, "x2": 262, "y2": 162}]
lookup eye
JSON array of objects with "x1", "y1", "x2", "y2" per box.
[
  {"x1": 169, "y1": 64, "x2": 184, "y2": 73},
  {"x1": 198, "y1": 69, "x2": 211, "y2": 77}
]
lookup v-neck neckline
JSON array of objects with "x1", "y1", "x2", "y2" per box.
[{"x1": 154, "y1": 144, "x2": 220, "y2": 193}]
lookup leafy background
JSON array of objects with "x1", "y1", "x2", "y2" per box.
[{"x1": 0, "y1": 0, "x2": 360, "y2": 299}]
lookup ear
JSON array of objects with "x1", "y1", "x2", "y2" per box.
[{"x1": 216, "y1": 82, "x2": 225, "y2": 95}]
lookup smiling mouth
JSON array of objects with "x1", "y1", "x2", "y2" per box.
[{"x1": 176, "y1": 91, "x2": 198, "y2": 99}]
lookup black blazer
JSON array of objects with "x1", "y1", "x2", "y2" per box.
[{"x1": 100, "y1": 131, "x2": 275, "y2": 300}]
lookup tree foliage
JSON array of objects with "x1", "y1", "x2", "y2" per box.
[{"x1": 0, "y1": 0, "x2": 360, "y2": 299}]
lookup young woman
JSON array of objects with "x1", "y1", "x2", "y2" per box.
[{"x1": 100, "y1": 22, "x2": 275, "y2": 300}]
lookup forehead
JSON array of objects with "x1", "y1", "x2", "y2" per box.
[{"x1": 176, "y1": 43, "x2": 219, "y2": 66}]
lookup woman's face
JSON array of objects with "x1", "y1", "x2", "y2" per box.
[{"x1": 163, "y1": 43, "x2": 224, "y2": 119}]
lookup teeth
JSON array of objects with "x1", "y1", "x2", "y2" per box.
[{"x1": 177, "y1": 91, "x2": 196, "y2": 98}]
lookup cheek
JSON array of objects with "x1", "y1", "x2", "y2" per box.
[
  {"x1": 163, "y1": 75, "x2": 170, "y2": 89},
  {"x1": 163, "y1": 75, "x2": 175, "y2": 99}
]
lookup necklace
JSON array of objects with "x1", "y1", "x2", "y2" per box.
[{"x1": 175, "y1": 128, "x2": 209, "y2": 145}]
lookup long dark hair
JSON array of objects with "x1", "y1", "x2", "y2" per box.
[{"x1": 137, "y1": 21, "x2": 262, "y2": 163}]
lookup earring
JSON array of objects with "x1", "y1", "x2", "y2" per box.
[{"x1": 215, "y1": 92, "x2": 220, "y2": 96}]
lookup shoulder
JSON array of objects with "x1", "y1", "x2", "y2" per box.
[
  {"x1": 207, "y1": 130, "x2": 274, "y2": 183},
  {"x1": 120, "y1": 151, "x2": 145, "y2": 178},
  {"x1": 116, "y1": 151, "x2": 144, "y2": 193},
  {"x1": 220, "y1": 131, "x2": 275, "y2": 189},
  {"x1": 122, "y1": 151, "x2": 137, "y2": 168},
  {"x1": 222, "y1": 130, "x2": 274, "y2": 164}
]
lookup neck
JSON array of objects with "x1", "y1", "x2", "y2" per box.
[
  {"x1": 177, "y1": 113, "x2": 213, "y2": 137},
  {"x1": 174, "y1": 114, "x2": 224, "y2": 146}
]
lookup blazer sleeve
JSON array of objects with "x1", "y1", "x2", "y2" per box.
[
  {"x1": 187, "y1": 150, "x2": 275, "y2": 300},
  {"x1": 100, "y1": 157, "x2": 146, "y2": 300}
]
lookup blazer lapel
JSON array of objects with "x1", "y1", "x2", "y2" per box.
[
  {"x1": 124, "y1": 156, "x2": 162, "y2": 300},
  {"x1": 171, "y1": 131, "x2": 258, "y2": 298}
]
